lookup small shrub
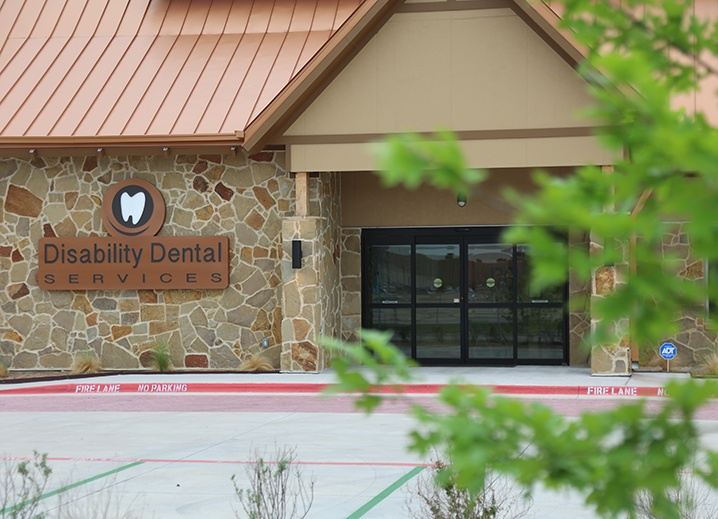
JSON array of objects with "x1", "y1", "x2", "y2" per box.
[
  {"x1": 634, "y1": 458, "x2": 718, "y2": 519},
  {"x1": 71, "y1": 351, "x2": 102, "y2": 375},
  {"x1": 694, "y1": 351, "x2": 718, "y2": 377},
  {"x1": 232, "y1": 445, "x2": 315, "y2": 519},
  {"x1": 2, "y1": 454, "x2": 146, "y2": 519},
  {"x1": 406, "y1": 458, "x2": 532, "y2": 519},
  {"x1": 1, "y1": 451, "x2": 52, "y2": 519},
  {"x1": 240, "y1": 353, "x2": 274, "y2": 373},
  {"x1": 147, "y1": 341, "x2": 173, "y2": 372},
  {"x1": 0, "y1": 362, "x2": 8, "y2": 378}
]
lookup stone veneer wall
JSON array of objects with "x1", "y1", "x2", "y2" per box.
[
  {"x1": 340, "y1": 228, "x2": 361, "y2": 344},
  {"x1": 568, "y1": 231, "x2": 591, "y2": 366},
  {"x1": 314, "y1": 172, "x2": 342, "y2": 350},
  {"x1": 589, "y1": 230, "x2": 631, "y2": 375},
  {"x1": 0, "y1": 152, "x2": 293, "y2": 370},
  {"x1": 588, "y1": 222, "x2": 716, "y2": 374},
  {"x1": 279, "y1": 172, "x2": 342, "y2": 371},
  {"x1": 639, "y1": 223, "x2": 717, "y2": 370}
]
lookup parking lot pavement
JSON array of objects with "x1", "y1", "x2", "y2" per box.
[
  {"x1": 2, "y1": 403, "x2": 427, "y2": 518},
  {"x1": 1, "y1": 367, "x2": 716, "y2": 518}
]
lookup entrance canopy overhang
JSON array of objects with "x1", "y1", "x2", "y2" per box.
[{"x1": 285, "y1": 130, "x2": 613, "y2": 172}]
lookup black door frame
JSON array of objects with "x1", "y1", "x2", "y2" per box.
[{"x1": 361, "y1": 226, "x2": 569, "y2": 366}]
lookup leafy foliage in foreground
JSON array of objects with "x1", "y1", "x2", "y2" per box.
[
  {"x1": 324, "y1": 329, "x2": 417, "y2": 413},
  {"x1": 633, "y1": 464, "x2": 718, "y2": 519},
  {"x1": 371, "y1": 0, "x2": 718, "y2": 351},
  {"x1": 512, "y1": 0, "x2": 718, "y2": 348},
  {"x1": 373, "y1": 131, "x2": 485, "y2": 201},
  {"x1": 326, "y1": 335, "x2": 718, "y2": 519},
  {"x1": 329, "y1": 1, "x2": 718, "y2": 518}
]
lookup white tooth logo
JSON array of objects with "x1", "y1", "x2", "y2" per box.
[{"x1": 120, "y1": 191, "x2": 146, "y2": 225}]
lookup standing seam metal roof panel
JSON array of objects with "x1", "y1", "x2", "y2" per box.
[{"x1": 0, "y1": 0, "x2": 367, "y2": 140}]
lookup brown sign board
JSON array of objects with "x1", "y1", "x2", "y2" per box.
[{"x1": 38, "y1": 236, "x2": 230, "y2": 290}]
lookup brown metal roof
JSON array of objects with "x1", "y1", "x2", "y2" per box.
[
  {"x1": 0, "y1": 0, "x2": 586, "y2": 155},
  {"x1": 510, "y1": 1, "x2": 585, "y2": 69},
  {"x1": 0, "y1": 0, "x2": 375, "y2": 152}
]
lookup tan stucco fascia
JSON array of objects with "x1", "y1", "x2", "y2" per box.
[
  {"x1": 288, "y1": 134, "x2": 616, "y2": 172},
  {"x1": 240, "y1": 0, "x2": 404, "y2": 155},
  {"x1": 279, "y1": 127, "x2": 598, "y2": 145}
]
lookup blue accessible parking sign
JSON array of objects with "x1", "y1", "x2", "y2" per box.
[{"x1": 659, "y1": 342, "x2": 677, "y2": 360}]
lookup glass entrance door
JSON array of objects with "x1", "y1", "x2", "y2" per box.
[
  {"x1": 467, "y1": 243, "x2": 515, "y2": 361},
  {"x1": 415, "y1": 241, "x2": 462, "y2": 360},
  {"x1": 362, "y1": 227, "x2": 567, "y2": 365}
]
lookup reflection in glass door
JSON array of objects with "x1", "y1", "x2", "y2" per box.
[
  {"x1": 467, "y1": 243, "x2": 514, "y2": 360},
  {"x1": 362, "y1": 227, "x2": 567, "y2": 365},
  {"x1": 415, "y1": 243, "x2": 461, "y2": 359},
  {"x1": 515, "y1": 245, "x2": 566, "y2": 361},
  {"x1": 366, "y1": 243, "x2": 412, "y2": 357}
]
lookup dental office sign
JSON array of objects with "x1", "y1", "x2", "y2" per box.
[{"x1": 38, "y1": 179, "x2": 229, "y2": 290}]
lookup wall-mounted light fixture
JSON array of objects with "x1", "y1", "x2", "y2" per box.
[
  {"x1": 457, "y1": 193, "x2": 467, "y2": 207},
  {"x1": 292, "y1": 240, "x2": 302, "y2": 269}
]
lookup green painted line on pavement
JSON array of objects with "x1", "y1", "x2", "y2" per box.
[
  {"x1": 0, "y1": 461, "x2": 145, "y2": 515},
  {"x1": 346, "y1": 465, "x2": 425, "y2": 519}
]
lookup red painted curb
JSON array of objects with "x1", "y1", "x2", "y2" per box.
[{"x1": 0, "y1": 381, "x2": 672, "y2": 398}]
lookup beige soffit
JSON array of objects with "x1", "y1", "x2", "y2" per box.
[{"x1": 0, "y1": 0, "x2": 375, "y2": 152}]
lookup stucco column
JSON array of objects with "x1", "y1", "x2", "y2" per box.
[{"x1": 280, "y1": 217, "x2": 327, "y2": 372}]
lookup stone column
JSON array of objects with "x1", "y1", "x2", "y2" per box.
[
  {"x1": 280, "y1": 217, "x2": 327, "y2": 372},
  {"x1": 589, "y1": 231, "x2": 631, "y2": 376},
  {"x1": 590, "y1": 165, "x2": 631, "y2": 376},
  {"x1": 340, "y1": 228, "x2": 362, "y2": 343},
  {"x1": 568, "y1": 230, "x2": 591, "y2": 366}
]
